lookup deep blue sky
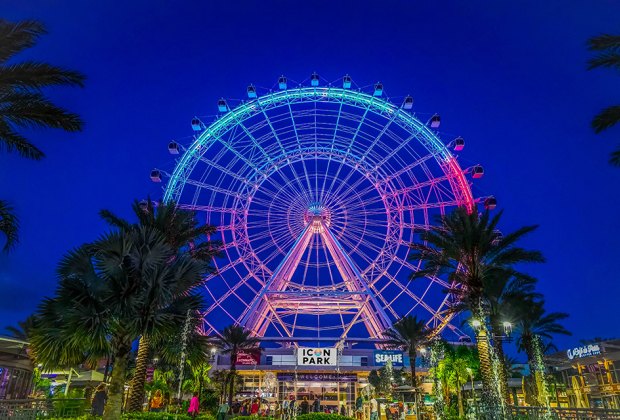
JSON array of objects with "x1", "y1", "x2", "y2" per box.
[{"x1": 1, "y1": 1, "x2": 619, "y2": 355}]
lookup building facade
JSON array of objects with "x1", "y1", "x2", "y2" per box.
[
  {"x1": 213, "y1": 347, "x2": 432, "y2": 410},
  {"x1": 547, "y1": 339, "x2": 620, "y2": 409},
  {"x1": 0, "y1": 336, "x2": 33, "y2": 399}
]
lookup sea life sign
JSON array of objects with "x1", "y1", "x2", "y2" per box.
[
  {"x1": 374, "y1": 350, "x2": 405, "y2": 366},
  {"x1": 567, "y1": 344, "x2": 601, "y2": 360},
  {"x1": 298, "y1": 348, "x2": 337, "y2": 366}
]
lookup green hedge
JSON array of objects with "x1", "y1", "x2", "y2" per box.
[{"x1": 297, "y1": 414, "x2": 355, "y2": 420}]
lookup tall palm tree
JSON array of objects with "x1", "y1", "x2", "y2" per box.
[
  {"x1": 473, "y1": 274, "x2": 539, "y2": 405},
  {"x1": 588, "y1": 34, "x2": 620, "y2": 166},
  {"x1": 409, "y1": 207, "x2": 544, "y2": 413},
  {"x1": 216, "y1": 325, "x2": 260, "y2": 406},
  {"x1": 383, "y1": 315, "x2": 430, "y2": 388},
  {"x1": 100, "y1": 199, "x2": 219, "y2": 412},
  {"x1": 30, "y1": 227, "x2": 208, "y2": 419},
  {"x1": 514, "y1": 299, "x2": 570, "y2": 406},
  {"x1": 0, "y1": 20, "x2": 84, "y2": 249}
]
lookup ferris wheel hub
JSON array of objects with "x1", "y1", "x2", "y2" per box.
[{"x1": 303, "y1": 202, "x2": 331, "y2": 231}]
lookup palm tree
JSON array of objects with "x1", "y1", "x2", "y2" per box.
[
  {"x1": 100, "y1": 199, "x2": 219, "y2": 411},
  {"x1": 409, "y1": 207, "x2": 544, "y2": 412},
  {"x1": 216, "y1": 325, "x2": 260, "y2": 405},
  {"x1": 514, "y1": 299, "x2": 570, "y2": 406},
  {"x1": 0, "y1": 20, "x2": 84, "y2": 249},
  {"x1": 383, "y1": 315, "x2": 430, "y2": 388},
  {"x1": 30, "y1": 227, "x2": 209, "y2": 419},
  {"x1": 437, "y1": 346, "x2": 473, "y2": 418},
  {"x1": 5, "y1": 315, "x2": 36, "y2": 340},
  {"x1": 588, "y1": 34, "x2": 620, "y2": 166},
  {"x1": 481, "y1": 274, "x2": 539, "y2": 404}
]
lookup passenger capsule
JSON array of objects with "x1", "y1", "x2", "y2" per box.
[
  {"x1": 150, "y1": 169, "x2": 161, "y2": 182},
  {"x1": 374, "y1": 82, "x2": 383, "y2": 97},
  {"x1": 343, "y1": 75, "x2": 352, "y2": 89},
  {"x1": 430, "y1": 114, "x2": 441, "y2": 128},
  {"x1": 217, "y1": 98, "x2": 228, "y2": 112},
  {"x1": 310, "y1": 72, "x2": 319, "y2": 87},
  {"x1": 454, "y1": 136, "x2": 465, "y2": 151},
  {"x1": 471, "y1": 165, "x2": 484, "y2": 179},
  {"x1": 191, "y1": 117, "x2": 204, "y2": 131},
  {"x1": 484, "y1": 196, "x2": 497, "y2": 210},
  {"x1": 168, "y1": 141, "x2": 180, "y2": 155},
  {"x1": 403, "y1": 96, "x2": 414, "y2": 110},
  {"x1": 278, "y1": 75, "x2": 287, "y2": 90},
  {"x1": 247, "y1": 84, "x2": 257, "y2": 99}
]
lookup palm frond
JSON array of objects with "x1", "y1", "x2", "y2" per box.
[
  {"x1": 609, "y1": 147, "x2": 620, "y2": 167},
  {"x1": 0, "y1": 62, "x2": 85, "y2": 89},
  {"x1": 592, "y1": 105, "x2": 620, "y2": 133},
  {"x1": 587, "y1": 34, "x2": 620, "y2": 51},
  {"x1": 0, "y1": 90, "x2": 83, "y2": 131},
  {"x1": 587, "y1": 52, "x2": 620, "y2": 71},
  {"x1": 0, "y1": 120, "x2": 44, "y2": 159},
  {"x1": 0, "y1": 199, "x2": 19, "y2": 251},
  {"x1": 0, "y1": 20, "x2": 46, "y2": 63}
]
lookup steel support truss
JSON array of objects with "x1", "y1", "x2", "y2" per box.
[{"x1": 240, "y1": 216, "x2": 393, "y2": 339}]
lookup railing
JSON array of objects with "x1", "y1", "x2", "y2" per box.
[
  {"x1": 0, "y1": 398, "x2": 87, "y2": 419},
  {"x1": 511, "y1": 406, "x2": 620, "y2": 419}
]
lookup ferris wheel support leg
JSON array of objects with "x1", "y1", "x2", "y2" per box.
[
  {"x1": 319, "y1": 223, "x2": 393, "y2": 337},
  {"x1": 241, "y1": 224, "x2": 314, "y2": 335}
]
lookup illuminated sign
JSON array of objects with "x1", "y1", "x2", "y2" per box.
[
  {"x1": 235, "y1": 350, "x2": 261, "y2": 365},
  {"x1": 567, "y1": 344, "x2": 601, "y2": 360},
  {"x1": 297, "y1": 348, "x2": 337, "y2": 366},
  {"x1": 374, "y1": 350, "x2": 404, "y2": 366}
]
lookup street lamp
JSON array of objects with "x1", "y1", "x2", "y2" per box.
[
  {"x1": 502, "y1": 321, "x2": 513, "y2": 337},
  {"x1": 470, "y1": 319, "x2": 482, "y2": 332}
]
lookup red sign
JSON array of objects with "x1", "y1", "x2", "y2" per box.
[{"x1": 235, "y1": 350, "x2": 261, "y2": 365}]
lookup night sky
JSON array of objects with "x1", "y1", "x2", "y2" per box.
[{"x1": 1, "y1": 1, "x2": 619, "y2": 355}]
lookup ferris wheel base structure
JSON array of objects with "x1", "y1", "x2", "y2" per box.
[{"x1": 158, "y1": 75, "x2": 493, "y2": 346}]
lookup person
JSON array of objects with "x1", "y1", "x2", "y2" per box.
[
  {"x1": 370, "y1": 396, "x2": 378, "y2": 420},
  {"x1": 312, "y1": 397, "x2": 320, "y2": 413},
  {"x1": 250, "y1": 398, "x2": 259, "y2": 415},
  {"x1": 289, "y1": 398, "x2": 296, "y2": 419},
  {"x1": 91, "y1": 383, "x2": 107, "y2": 416},
  {"x1": 188, "y1": 392, "x2": 200, "y2": 418},
  {"x1": 217, "y1": 400, "x2": 230, "y2": 420},
  {"x1": 300, "y1": 396, "x2": 309, "y2": 414},
  {"x1": 340, "y1": 403, "x2": 346, "y2": 416},
  {"x1": 282, "y1": 398, "x2": 289, "y2": 420},
  {"x1": 150, "y1": 389, "x2": 164, "y2": 412},
  {"x1": 232, "y1": 400, "x2": 241, "y2": 417},
  {"x1": 355, "y1": 395, "x2": 364, "y2": 420}
]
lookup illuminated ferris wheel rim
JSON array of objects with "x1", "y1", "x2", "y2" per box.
[
  {"x1": 159, "y1": 79, "x2": 486, "y2": 341},
  {"x1": 163, "y1": 86, "x2": 474, "y2": 210}
]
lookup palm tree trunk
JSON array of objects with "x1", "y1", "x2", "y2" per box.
[
  {"x1": 475, "y1": 326, "x2": 502, "y2": 412},
  {"x1": 228, "y1": 353, "x2": 236, "y2": 406},
  {"x1": 127, "y1": 335, "x2": 150, "y2": 412},
  {"x1": 103, "y1": 341, "x2": 131, "y2": 420},
  {"x1": 409, "y1": 350, "x2": 417, "y2": 387},
  {"x1": 490, "y1": 322, "x2": 510, "y2": 405},
  {"x1": 523, "y1": 335, "x2": 540, "y2": 406}
]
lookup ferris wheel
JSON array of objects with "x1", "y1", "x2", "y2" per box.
[{"x1": 154, "y1": 74, "x2": 493, "y2": 342}]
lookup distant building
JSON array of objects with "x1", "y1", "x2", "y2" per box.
[
  {"x1": 546, "y1": 339, "x2": 620, "y2": 409},
  {"x1": 0, "y1": 336, "x2": 33, "y2": 399}
]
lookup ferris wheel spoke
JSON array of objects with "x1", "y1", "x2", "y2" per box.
[
  {"x1": 359, "y1": 106, "x2": 400, "y2": 164},
  {"x1": 285, "y1": 101, "x2": 314, "y2": 197}
]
